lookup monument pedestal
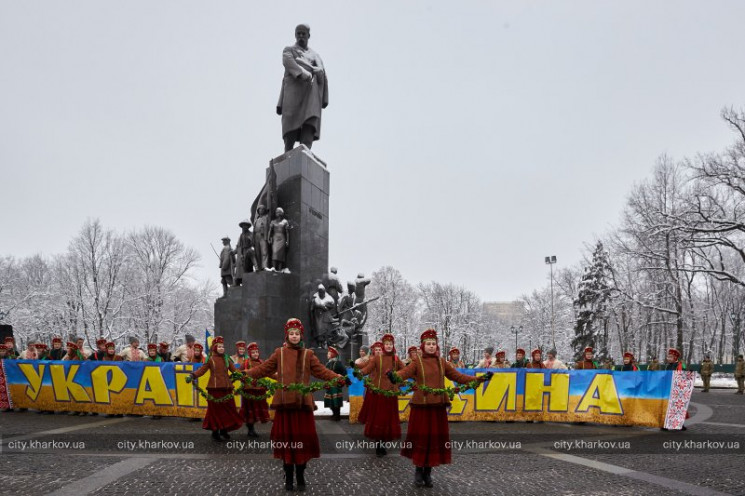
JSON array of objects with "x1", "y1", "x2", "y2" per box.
[{"x1": 216, "y1": 146, "x2": 330, "y2": 354}]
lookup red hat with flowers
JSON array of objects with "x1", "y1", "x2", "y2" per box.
[
  {"x1": 584, "y1": 347, "x2": 594, "y2": 354},
  {"x1": 516, "y1": 348, "x2": 526, "y2": 355},
  {"x1": 284, "y1": 318, "x2": 305, "y2": 335},
  {"x1": 193, "y1": 343, "x2": 204, "y2": 352},
  {"x1": 328, "y1": 346, "x2": 339, "y2": 358},
  {"x1": 147, "y1": 343, "x2": 157, "y2": 350},
  {"x1": 531, "y1": 348, "x2": 542, "y2": 357},
  {"x1": 66, "y1": 342, "x2": 78, "y2": 350},
  {"x1": 448, "y1": 347, "x2": 461, "y2": 357},
  {"x1": 667, "y1": 348, "x2": 680, "y2": 359},
  {"x1": 623, "y1": 352, "x2": 634, "y2": 360}
]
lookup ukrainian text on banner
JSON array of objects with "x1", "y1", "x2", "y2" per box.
[
  {"x1": 0, "y1": 359, "x2": 250, "y2": 417},
  {"x1": 348, "y1": 369, "x2": 695, "y2": 429}
]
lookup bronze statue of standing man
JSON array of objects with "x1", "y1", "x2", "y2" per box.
[{"x1": 277, "y1": 24, "x2": 328, "y2": 152}]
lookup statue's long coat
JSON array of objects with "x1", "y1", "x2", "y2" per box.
[{"x1": 278, "y1": 44, "x2": 328, "y2": 140}]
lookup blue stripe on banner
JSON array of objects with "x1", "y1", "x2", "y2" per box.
[{"x1": 347, "y1": 368, "x2": 674, "y2": 400}]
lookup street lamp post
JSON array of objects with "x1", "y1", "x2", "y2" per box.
[{"x1": 545, "y1": 255, "x2": 557, "y2": 350}]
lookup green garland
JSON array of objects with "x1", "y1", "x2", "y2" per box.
[
  {"x1": 360, "y1": 367, "x2": 490, "y2": 401},
  {"x1": 186, "y1": 373, "x2": 347, "y2": 402}
]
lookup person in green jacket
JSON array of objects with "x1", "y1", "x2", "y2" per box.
[{"x1": 324, "y1": 346, "x2": 347, "y2": 421}]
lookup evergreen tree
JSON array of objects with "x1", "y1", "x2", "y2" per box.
[{"x1": 572, "y1": 242, "x2": 613, "y2": 361}]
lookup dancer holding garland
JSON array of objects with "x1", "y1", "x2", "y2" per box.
[
  {"x1": 356, "y1": 334, "x2": 404, "y2": 457},
  {"x1": 188, "y1": 336, "x2": 244, "y2": 442},
  {"x1": 357, "y1": 341, "x2": 383, "y2": 425},
  {"x1": 387, "y1": 329, "x2": 492, "y2": 488},
  {"x1": 240, "y1": 342, "x2": 271, "y2": 438},
  {"x1": 243, "y1": 318, "x2": 349, "y2": 492}
]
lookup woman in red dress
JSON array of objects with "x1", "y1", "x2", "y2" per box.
[
  {"x1": 358, "y1": 334, "x2": 404, "y2": 457},
  {"x1": 356, "y1": 341, "x2": 383, "y2": 425},
  {"x1": 240, "y1": 342, "x2": 271, "y2": 438},
  {"x1": 243, "y1": 318, "x2": 348, "y2": 492},
  {"x1": 391, "y1": 329, "x2": 491, "y2": 488},
  {"x1": 189, "y1": 336, "x2": 244, "y2": 442}
]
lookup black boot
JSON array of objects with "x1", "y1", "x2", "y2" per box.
[
  {"x1": 414, "y1": 467, "x2": 424, "y2": 487},
  {"x1": 283, "y1": 464, "x2": 294, "y2": 491},
  {"x1": 295, "y1": 464, "x2": 306, "y2": 492},
  {"x1": 211, "y1": 430, "x2": 222, "y2": 442},
  {"x1": 423, "y1": 466, "x2": 433, "y2": 488},
  {"x1": 219, "y1": 429, "x2": 230, "y2": 440},
  {"x1": 375, "y1": 441, "x2": 387, "y2": 457},
  {"x1": 247, "y1": 423, "x2": 258, "y2": 438}
]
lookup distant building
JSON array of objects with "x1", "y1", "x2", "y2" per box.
[{"x1": 482, "y1": 301, "x2": 526, "y2": 326}]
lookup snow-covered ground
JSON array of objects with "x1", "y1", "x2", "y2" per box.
[
  {"x1": 693, "y1": 373, "x2": 738, "y2": 388},
  {"x1": 313, "y1": 401, "x2": 350, "y2": 416}
]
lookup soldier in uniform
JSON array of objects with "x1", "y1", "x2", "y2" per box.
[
  {"x1": 699, "y1": 354, "x2": 714, "y2": 392},
  {"x1": 511, "y1": 348, "x2": 529, "y2": 368},
  {"x1": 735, "y1": 355, "x2": 744, "y2": 394},
  {"x1": 219, "y1": 236, "x2": 235, "y2": 297},
  {"x1": 234, "y1": 219, "x2": 257, "y2": 286},
  {"x1": 575, "y1": 347, "x2": 598, "y2": 370},
  {"x1": 253, "y1": 204, "x2": 271, "y2": 271},
  {"x1": 323, "y1": 346, "x2": 347, "y2": 421},
  {"x1": 648, "y1": 357, "x2": 661, "y2": 371}
]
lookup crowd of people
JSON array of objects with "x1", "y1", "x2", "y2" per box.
[{"x1": 2, "y1": 324, "x2": 743, "y2": 491}]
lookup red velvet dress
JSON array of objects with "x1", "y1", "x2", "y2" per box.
[{"x1": 240, "y1": 359, "x2": 271, "y2": 423}]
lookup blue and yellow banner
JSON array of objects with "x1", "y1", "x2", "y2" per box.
[
  {"x1": 348, "y1": 368, "x2": 694, "y2": 429},
  {"x1": 0, "y1": 361, "x2": 694, "y2": 429},
  {"x1": 0, "y1": 359, "x2": 241, "y2": 417}
]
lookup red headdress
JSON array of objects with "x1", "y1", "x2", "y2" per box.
[
  {"x1": 531, "y1": 348, "x2": 542, "y2": 359},
  {"x1": 96, "y1": 337, "x2": 107, "y2": 346},
  {"x1": 516, "y1": 348, "x2": 526, "y2": 356},
  {"x1": 380, "y1": 333, "x2": 397, "y2": 355},
  {"x1": 235, "y1": 340, "x2": 246, "y2": 349},
  {"x1": 496, "y1": 349, "x2": 506, "y2": 358},
  {"x1": 419, "y1": 328, "x2": 440, "y2": 355},
  {"x1": 667, "y1": 348, "x2": 680, "y2": 359},
  {"x1": 158, "y1": 342, "x2": 169, "y2": 349},
  {"x1": 147, "y1": 343, "x2": 157, "y2": 351},
  {"x1": 35, "y1": 343, "x2": 48, "y2": 350},
  {"x1": 623, "y1": 352, "x2": 634, "y2": 360},
  {"x1": 284, "y1": 318, "x2": 305, "y2": 335},
  {"x1": 370, "y1": 341, "x2": 383, "y2": 355},
  {"x1": 52, "y1": 337, "x2": 62, "y2": 344},
  {"x1": 211, "y1": 336, "x2": 225, "y2": 353},
  {"x1": 193, "y1": 343, "x2": 204, "y2": 353},
  {"x1": 328, "y1": 346, "x2": 339, "y2": 358},
  {"x1": 407, "y1": 346, "x2": 418, "y2": 355},
  {"x1": 584, "y1": 347, "x2": 594, "y2": 354},
  {"x1": 448, "y1": 347, "x2": 461, "y2": 358},
  {"x1": 66, "y1": 342, "x2": 78, "y2": 350}
]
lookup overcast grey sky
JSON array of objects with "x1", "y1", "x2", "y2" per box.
[{"x1": 2, "y1": 1, "x2": 744, "y2": 302}]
